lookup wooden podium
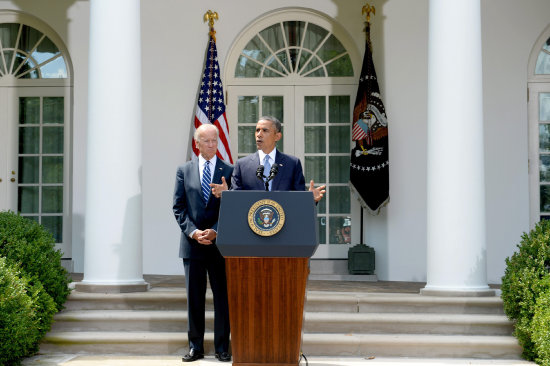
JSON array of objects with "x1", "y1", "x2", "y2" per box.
[{"x1": 217, "y1": 191, "x2": 319, "y2": 366}]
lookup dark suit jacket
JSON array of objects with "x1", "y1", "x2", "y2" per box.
[
  {"x1": 231, "y1": 150, "x2": 305, "y2": 191},
  {"x1": 173, "y1": 158, "x2": 233, "y2": 259}
]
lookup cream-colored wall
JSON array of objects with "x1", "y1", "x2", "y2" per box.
[{"x1": 1, "y1": 0, "x2": 547, "y2": 282}]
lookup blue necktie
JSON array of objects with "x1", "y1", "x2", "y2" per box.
[
  {"x1": 263, "y1": 155, "x2": 271, "y2": 191},
  {"x1": 201, "y1": 160, "x2": 211, "y2": 204}
]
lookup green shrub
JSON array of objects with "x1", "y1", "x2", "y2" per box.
[
  {"x1": 0, "y1": 256, "x2": 42, "y2": 365},
  {"x1": 533, "y1": 286, "x2": 550, "y2": 366},
  {"x1": 501, "y1": 220, "x2": 550, "y2": 361},
  {"x1": 0, "y1": 211, "x2": 71, "y2": 310}
]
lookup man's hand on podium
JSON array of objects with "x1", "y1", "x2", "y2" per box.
[{"x1": 210, "y1": 176, "x2": 228, "y2": 198}]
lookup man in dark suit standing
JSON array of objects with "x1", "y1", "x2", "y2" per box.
[
  {"x1": 173, "y1": 123, "x2": 233, "y2": 363},
  {"x1": 211, "y1": 116, "x2": 325, "y2": 201}
]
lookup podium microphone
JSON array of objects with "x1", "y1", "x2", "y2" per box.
[
  {"x1": 267, "y1": 163, "x2": 279, "y2": 181},
  {"x1": 256, "y1": 165, "x2": 265, "y2": 181}
]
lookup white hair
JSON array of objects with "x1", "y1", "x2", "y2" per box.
[{"x1": 194, "y1": 124, "x2": 219, "y2": 142}]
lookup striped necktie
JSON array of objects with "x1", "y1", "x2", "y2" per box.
[{"x1": 201, "y1": 160, "x2": 211, "y2": 204}]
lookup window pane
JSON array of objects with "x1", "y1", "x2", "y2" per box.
[
  {"x1": 329, "y1": 95, "x2": 350, "y2": 123},
  {"x1": 262, "y1": 96, "x2": 283, "y2": 122},
  {"x1": 329, "y1": 156, "x2": 350, "y2": 183},
  {"x1": 18, "y1": 156, "x2": 39, "y2": 184},
  {"x1": 18, "y1": 186, "x2": 39, "y2": 214},
  {"x1": 540, "y1": 93, "x2": 550, "y2": 121},
  {"x1": 263, "y1": 68, "x2": 284, "y2": 78},
  {"x1": 14, "y1": 52, "x2": 38, "y2": 79},
  {"x1": 265, "y1": 55, "x2": 286, "y2": 75},
  {"x1": 40, "y1": 57, "x2": 67, "y2": 78},
  {"x1": 0, "y1": 23, "x2": 19, "y2": 49},
  {"x1": 329, "y1": 216, "x2": 352, "y2": 244},
  {"x1": 304, "y1": 96, "x2": 326, "y2": 124},
  {"x1": 43, "y1": 156, "x2": 63, "y2": 184},
  {"x1": 235, "y1": 55, "x2": 262, "y2": 78},
  {"x1": 238, "y1": 96, "x2": 259, "y2": 123},
  {"x1": 303, "y1": 23, "x2": 328, "y2": 52},
  {"x1": 329, "y1": 126, "x2": 350, "y2": 153},
  {"x1": 304, "y1": 67, "x2": 326, "y2": 78},
  {"x1": 42, "y1": 126, "x2": 63, "y2": 154},
  {"x1": 19, "y1": 25, "x2": 42, "y2": 54},
  {"x1": 283, "y1": 21, "x2": 304, "y2": 47},
  {"x1": 318, "y1": 34, "x2": 346, "y2": 62},
  {"x1": 540, "y1": 125, "x2": 550, "y2": 152},
  {"x1": 42, "y1": 186, "x2": 63, "y2": 213},
  {"x1": 242, "y1": 36, "x2": 270, "y2": 63},
  {"x1": 19, "y1": 127, "x2": 39, "y2": 154},
  {"x1": 329, "y1": 185, "x2": 350, "y2": 213},
  {"x1": 305, "y1": 156, "x2": 325, "y2": 183},
  {"x1": 317, "y1": 192, "x2": 326, "y2": 214},
  {"x1": 305, "y1": 126, "x2": 325, "y2": 153},
  {"x1": 275, "y1": 51, "x2": 290, "y2": 73},
  {"x1": 541, "y1": 185, "x2": 550, "y2": 212},
  {"x1": 259, "y1": 24, "x2": 284, "y2": 52},
  {"x1": 535, "y1": 50, "x2": 550, "y2": 75},
  {"x1": 318, "y1": 216, "x2": 326, "y2": 244},
  {"x1": 19, "y1": 97, "x2": 40, "y2": 124},
  {"x1": 43, "y1": 97, "x2": 64, "y2": 124},
  {"x1": 326, "y1": 55, "x2": 353, "y2": 77},
  {"x1": 238, "y1": 126, "x2": 257, "y2": 154},
  {"x1": 42, "y1": 216, "x2": 62, "y2": 243}
]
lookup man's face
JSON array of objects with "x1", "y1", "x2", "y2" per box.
[
  {"x1": 197, "y1": 127, "x2": 218, "y2": 160},
  {"x1": 255, "y1": 119, "x2": 281, "y2": 154}
]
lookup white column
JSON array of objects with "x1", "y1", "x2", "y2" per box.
[
  {"x1": 77, "y1": 0, "x2": 147, "y2": 292},
  {"x1": 422, "y1": 0, "x2": 493, "y2": 296}
]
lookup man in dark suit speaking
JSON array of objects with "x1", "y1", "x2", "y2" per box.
[
  {"x1": 211, "y1": 116, "x2": 325, "y2": 201},
  {"x1": 173, "y1": 123, "x2": 232, "y2": 362}
]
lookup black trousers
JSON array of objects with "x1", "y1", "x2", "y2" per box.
[{"x1": 183, "y1": 253, "x2": 230, "y2": 354}]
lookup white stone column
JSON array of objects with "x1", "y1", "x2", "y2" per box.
[
  {"x1": 422, "y1": 0, "x2": 493, "y2": 296},
  {"x1": 77, "y1": 0, "x2": 147, "y2": 292}
]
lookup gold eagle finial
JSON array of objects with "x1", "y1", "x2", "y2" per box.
[{"x1": 362, "y1": 4, "x2": 375, "y2": 23}]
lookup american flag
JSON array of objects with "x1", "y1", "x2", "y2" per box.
[{"x1": 192, "y1": 33, "x2": 233, "y2": 163}]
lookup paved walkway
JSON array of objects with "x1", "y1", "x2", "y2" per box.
[{"x1": 22, "y1": 354, "x2": 534, "y2": 366}]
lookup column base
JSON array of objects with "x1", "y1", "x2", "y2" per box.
[
  {"x1": 74, "y1": 281, "x2": 149, "y2": 293},
  {"x1": 420, "y1": 286, "x2": 495, "y2": 297}
]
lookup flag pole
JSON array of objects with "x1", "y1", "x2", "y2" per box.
[{"x1": 359, "y1": 3, "x2": 375, "y2": 246}]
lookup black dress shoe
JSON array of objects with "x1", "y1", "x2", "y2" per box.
[
  {"x1": 215, "y1": 352, "x2": 231, "y2": 362},
  {"x1": 182, "y1": 349, "x2": 204, "y2": 362}
]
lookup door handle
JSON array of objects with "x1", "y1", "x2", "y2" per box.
[{"x1": 10, "y1": 178, "x2": 15, "y2": 182}]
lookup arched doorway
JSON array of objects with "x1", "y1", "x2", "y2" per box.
[
  {"x1": 225, "y1": 8, "x2": 360, "y2": 258},
  {"x1": 0, "y1": 10, "x2": 73, "y2": 263}
]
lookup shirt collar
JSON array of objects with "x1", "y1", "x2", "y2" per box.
[
  {"x1": 258, "y1": 148, "x2": 277, "y2": 165},
  {"x1": 199, "y1": 154, "x2": 217, "y2": 170}
]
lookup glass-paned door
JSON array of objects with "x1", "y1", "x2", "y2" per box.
[
  {"x1": 227, "y1": 85, "x2": 294, "y2": 160},
  {"x1": 295, "y1": 85, "x2": 357, "y2": 258},
  {"x1": 1, "y1": 87, "x2": 71, "y2": 256}
]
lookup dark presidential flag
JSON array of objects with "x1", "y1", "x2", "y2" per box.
[{"x1": 350, "y1": 23, "x2": 389, "y2": 214}]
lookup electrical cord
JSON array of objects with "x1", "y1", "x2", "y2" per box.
[{"x1": 299, "y1": 351, "x2": 308, "y2": 366}]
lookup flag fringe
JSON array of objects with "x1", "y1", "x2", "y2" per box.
[{"x1": 349, "y1": 181, "x2": 389, "y2": 215}]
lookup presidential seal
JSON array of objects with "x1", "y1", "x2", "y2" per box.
[{"x1": 248, "y1": 199, "x2": 285, "y2": 236}]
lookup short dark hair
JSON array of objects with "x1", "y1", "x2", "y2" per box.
[{"x1": 259, "y1": 116, "x2": 282, "y2": 133}]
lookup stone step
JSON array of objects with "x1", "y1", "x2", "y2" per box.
[
  {"x1": 306, "y1": 292, "x2": 504, "y2": 314},
  {"x1": 52, "y1": 310, "x2": 513, "y2": 336},
  {"x1": 65, "y1": 290, "x2": 505, "y2": 315},
  {"x1": 40, "y1": 331, "x2": 522, "y2": 359}
]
